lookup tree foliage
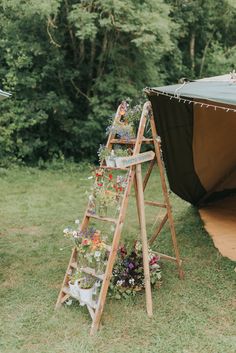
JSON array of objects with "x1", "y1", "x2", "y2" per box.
[{"x1": 0, "y1": 0, "x2": 235, "y2": 164}]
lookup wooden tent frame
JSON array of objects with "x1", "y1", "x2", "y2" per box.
[{"x1": 55, "y1": 101, "x2": 183, "y2": 335}]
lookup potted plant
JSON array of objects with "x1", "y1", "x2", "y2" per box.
[
  {"x1": 105, "y1": 100, "x2": 143, "y2": 141},
  {"x1": 97, "y1": 145, "x2": 115, "y2": 167},
  {"x1": 63, "y1": 225, "x2": 109, "y2": 306},
  {"x1": 91, "y1": 170, "x2": 119, "y2": 217},
  {"x1": 113, "y1": 148, "x2": 129, "y2": 167},
  {"x1": 68, "y1": 270, "x2": 81, "y2": 299},
  {"x1": 77, "y1": 274, "x2": 96, "y2": 306},
  {"x1": 109, "y1": 241, "x2": 162, "y2": 299},
  {"x1": 106, "y1": 122, "x2": 135, "y2": 141}
]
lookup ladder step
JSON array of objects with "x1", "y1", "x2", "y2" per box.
[
  {"x1": 70, "y1": 262, "x2": 77, "y2": 269},
  {"x1": 110, "y1": 138, "x2": 153, "y2": 145},
  {"x1": 81, "y1": 267, "x2": 105, "y2": 280},
  {"x1": 145, "y1": 200, "x2": 167, "y2": 208},
  {"x1": 87, "y1": 212, "x2": 118, "y2": 224},
  {"x1": 101, "y1": 166, "x2": 129, "y2": 171},
  {"x1": 152, "y1": 251, "x2": 182, "y2": 265}
]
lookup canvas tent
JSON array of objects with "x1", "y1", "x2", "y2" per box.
[{"x1": 145, "y1": 74, "x2": 236, "y2": 260}]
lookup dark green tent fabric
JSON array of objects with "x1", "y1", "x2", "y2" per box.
[
  {"x1": 149, "y1": 94, "x2": 206, "y2": 204},
  {"x1": 146, "y1": 75, "x2": 236, "y2": 206}
]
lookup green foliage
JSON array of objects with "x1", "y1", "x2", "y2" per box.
[
  {"x1": 0, "y1": 0, "x2": 236, "y2": 164},
  {"x1": 164, "y1": 0, "x2": 236, "y2": 80}
]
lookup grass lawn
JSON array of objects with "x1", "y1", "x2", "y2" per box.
[{"x1": 0, "y1": 164, "x2": 235, "y2": 353}]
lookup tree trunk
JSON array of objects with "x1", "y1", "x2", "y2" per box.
[{"x1": 190, "y1": 32, "x2": 195, "y2": 73}]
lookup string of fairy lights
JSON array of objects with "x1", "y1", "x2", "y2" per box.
[{"x1": 144, "y1": 88, "x2": 236, "y2": 113}]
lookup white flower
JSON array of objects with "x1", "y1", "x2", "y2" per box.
[
  {"x1": 75, "y1": 219, "x2": 80, "y2": 225},
  {"x1": 129, "y1": 278, "x2": 135, "y2": 285},
  {"x1": 72, "y1": 231, "x2": 78, "y2": 238},
  {"x1": 94, "y1": 251, "x2": 101, "y2": 260},
  {"x1": 88, "y1": 176, "x2": 93, "y2": 179},
  {"x1": 116, "y1": 280, "x2": 124, "y2": 286},
  {"x1": 63, "y1": 228, "x2": 70, "y2": 234}
]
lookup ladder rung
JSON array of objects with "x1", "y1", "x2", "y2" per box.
[
  {"x1": 81, "y1": 267, "x2": 105, "y2": 280},
  {"x1": 87, "y1": 212, "x2": 118, "y2": 224},
  {"x1": 70, "y1": 262, "x2": 77, "y2": 269},
  {"x1": 110, "y1": 138, "x2": 153, "y2": 145},
  {"x1": 152, "y1": 251, "x2": 182, "y2": 265},
  {"x1": 145, "y1": 200, "x2": 167, "y2": 208},
  {"x1": 60, "y1": 292, "x2": 70, "y2": 303},
  {"x1": 101, "y1": 166, "x2": 129, "y2": 171}
]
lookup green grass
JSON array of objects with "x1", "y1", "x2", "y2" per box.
[{"x1": 0, "y1": 165, "x2": 235, "y2": 353}]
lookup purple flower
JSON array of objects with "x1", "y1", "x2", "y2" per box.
[{"x1": 128, "y1": 262, "x2": 135, "y2": 270}]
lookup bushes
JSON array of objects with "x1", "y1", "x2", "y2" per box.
[{"x1": 0, "y1": 0, "x2": 236, "y2": 165}]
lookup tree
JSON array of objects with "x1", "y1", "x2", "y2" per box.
[
  {"x1": 0, "y1": 0, "x2": 176, "y2": 164},
  {"x1": 164, "y1": 0, "x2": 236, "y2": 80}
]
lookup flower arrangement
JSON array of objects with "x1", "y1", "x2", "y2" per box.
[
  {"x1": 106, "y1": 100, "x2": 143, "y2": 141},
  {"x1": 63, "y1": 225, "x2": 108, "y2": 275},
  {"x1": 63, "y1": 223, "x2": 109, "y2": 306},
  {"x1": 106, "y1": 123, "x2": 135, "y2": 141},
  {"x1": 88, "y1": 168, "x2": 127, "y2": 217},
  {"x1": 97, "y1": 145, "x2": 112, "y2": 163},
  {"x1": 109, "y1": 241, "x2": 162, "y2": 299},
  {"x1": 97, "y1": 145, "x2": 129, "y2": 166}
]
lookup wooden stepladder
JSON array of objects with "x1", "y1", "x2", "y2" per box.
[{"x1": 55, "y1": 101, "x2": 183, "y2": 335}]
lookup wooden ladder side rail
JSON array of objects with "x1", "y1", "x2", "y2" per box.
[
  {"x1": 136, "y1": 163, "x2": 153, "y2": 318},
  {"x1": 90, "y1": 101, "x2": 150, "y2": 335},
  {"x1": 148, "y1": 105, "x2": 184, "y2": 279},
  {"x1": 55, "y1": 247, "x2": 77, "y2": 309}
]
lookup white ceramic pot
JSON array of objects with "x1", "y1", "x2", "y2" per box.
[
  {"x1": 78, "y1": 286, "x2": 94, "y2": 307},
  {"x1": 68, "y1": 280, "x2": 80, "y2": 299}
]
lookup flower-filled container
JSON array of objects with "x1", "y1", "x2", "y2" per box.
[
  {"x1": 78, "y1": 285, "x2": 95, "y2": 306},
  {"x1": 68, "y1": 279, "x2": 80, "y2": 299}
]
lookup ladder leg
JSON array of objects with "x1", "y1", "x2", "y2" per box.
[
  {"x1": 149, "y1": 108, "x2": 184, "y2": 279},
  {"x1": 136, "y1": 164, "x2": 153, "y2": 318},
  {"x1": 133, "y1": 174, "x2": 141, "y2": 225}
]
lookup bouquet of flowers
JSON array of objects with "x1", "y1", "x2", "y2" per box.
[
  {"x1": 109, "y1": 241, "x2": 162, "y2": 299},
  {"x1": 88, "y1": 168, "x2": 128, "y2": 217},
  {"x1": 63, "y1": 224, "x2": 108, "y2": 274}
]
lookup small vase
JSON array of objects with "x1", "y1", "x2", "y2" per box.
[
  {"x1": 96, "y1": 205, "x2": 107, "y2": 217},
  {"x1": 78, "y1": 286, "x2": 94, "y2": 307},
  {"x1": 68, "y1": 280, "x2": 80, "y2": 299}
]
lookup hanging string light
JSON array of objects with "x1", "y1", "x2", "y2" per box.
[{"x1": 144, "y1": 88, "x2": 236, "y2": 113}]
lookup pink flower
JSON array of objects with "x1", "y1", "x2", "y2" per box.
[
  {"x1": 149, "y1": 256, "x2": 159, "y2": 266},
  {"x1": 82, "y1": 239, "x2": 89, "y2": 246}
]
